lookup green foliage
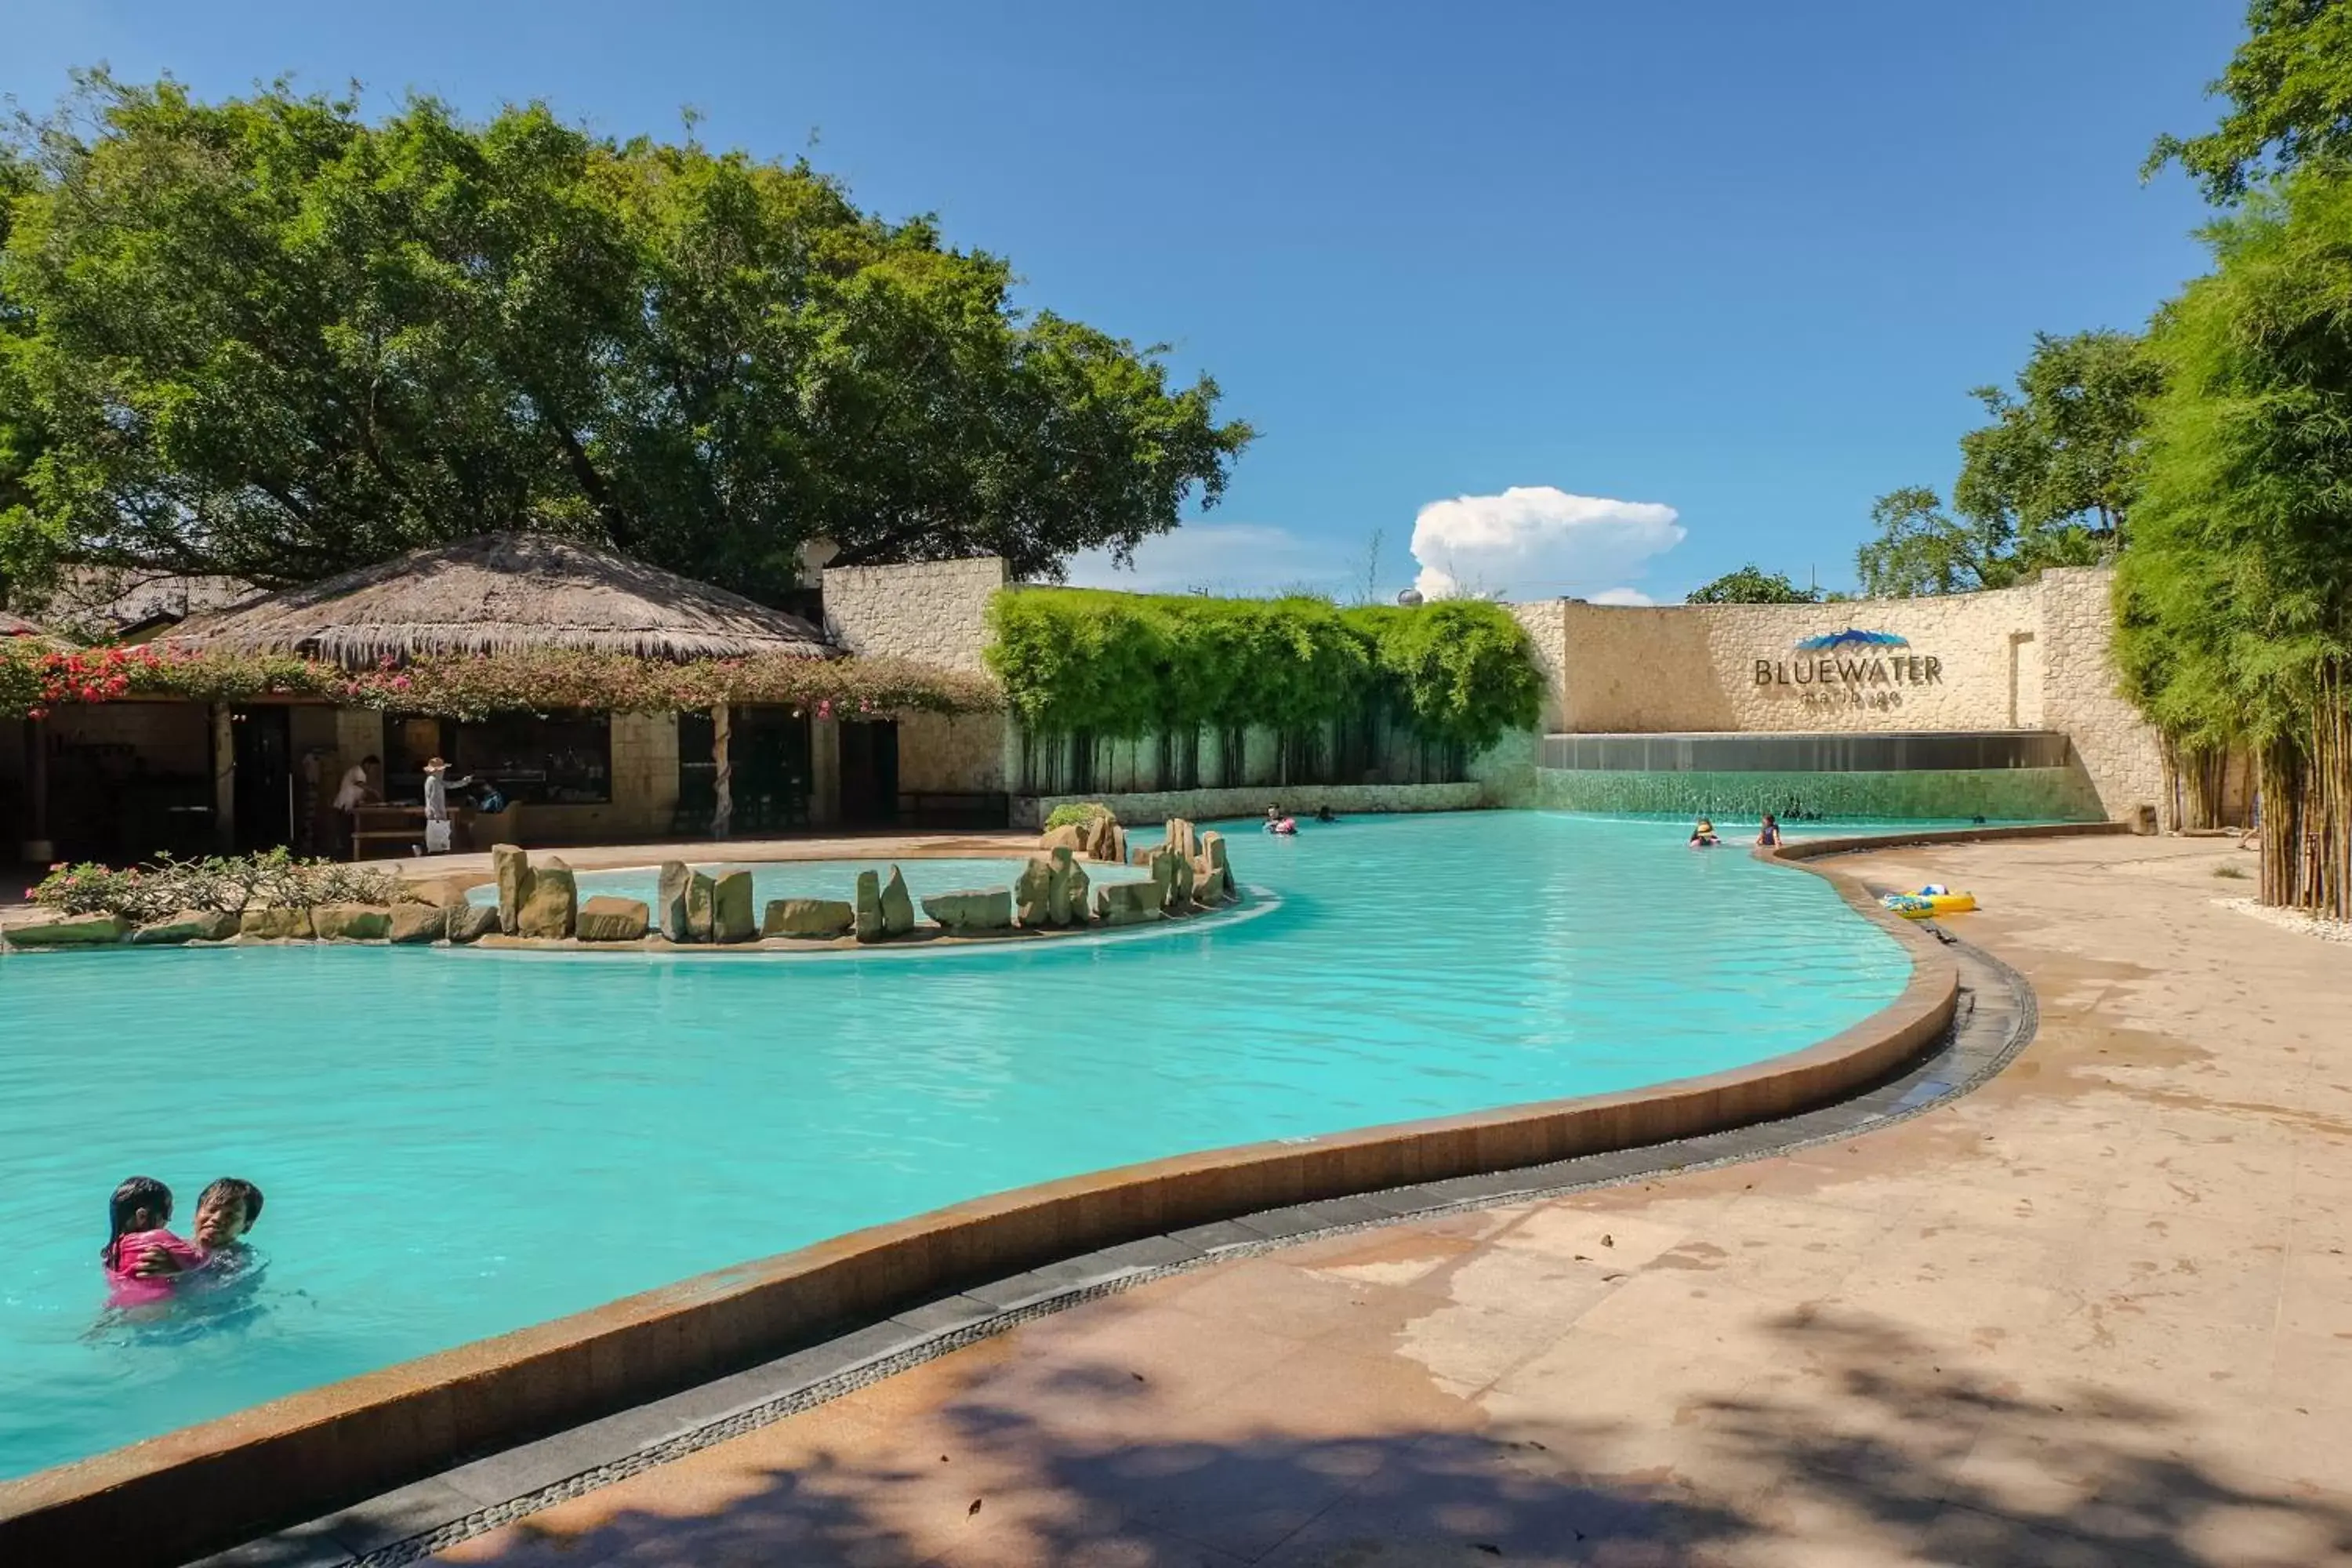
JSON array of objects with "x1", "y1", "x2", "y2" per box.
[
  {"x1": 0, "y1": 640, "x2": 1000, "y2": 722},
  {"x1": 1856, "y1": 487, "x2": 2007, "y2": 598},
  {"x1": 0, "y1": 73, "x2": 1251, "y2": 600},
  {"x1": 1859, "y1": 332, "x2": 2159, "y2": 597},
  {"x1": 1685, "y1": 565, "x2": 1821, "y2": 604},
  {"x1": 28, "y1": 849, "x2": 401, "y2": 921},
  {"x1": 2147, "y1": 0, "x2": 2352, "y2": 204},
  {"x1": 2118, "y1": 171, "x2": 2352, "y2": 751},
  {"x1": 985, "y1": 590, "x2": 1541, "y2": 754},
  {"x1": 1955, "y1": 331, "x2": 2159, "y2": 544},
  {"x1": 1041, "y1": 801, "x2": 1112, "y2": 831}
]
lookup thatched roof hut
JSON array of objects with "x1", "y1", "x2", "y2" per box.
[{"x1": 169, "y1": 533, "x2": 833, "y2": 666}]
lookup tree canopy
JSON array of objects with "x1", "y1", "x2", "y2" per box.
[
  {"x1": 0, "y1": 74, "x2": 1252, "y2": 603},
  {"x1": 1857, "y1": 332, "x2": 2158, "y2": 597},
  {"x1": 1683, "y1": 564, "x2": 1822, "y2": 604},
  {"x1": 2147, "y1": 0, "x2": 2352, "y2": 204},
  {"x1": 2117, "y1": 170, "x2": 2352, "y2": 913}
]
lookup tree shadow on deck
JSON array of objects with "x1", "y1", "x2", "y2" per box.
[{"x1": 438, "y1": 1305, "x2": 2352, "y2": 1566}]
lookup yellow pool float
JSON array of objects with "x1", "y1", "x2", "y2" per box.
[{"x1": 1880, "y1": 890, "x2": 1977, "y2": 920}]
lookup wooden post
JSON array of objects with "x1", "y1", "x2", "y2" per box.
[
  {"x1": 19, "y1": 717, "x2": 51, "y2": 863},
  {"x1": 710, "y1": 703, "x2": 733, "y2": 840},
  {"x1": 211, "y1": 702, "x2": 236, "y2": 851}
]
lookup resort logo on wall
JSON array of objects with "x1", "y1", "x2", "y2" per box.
[{"x1": 1757, "y1": 629, "x2": 1942, "y2": 711}]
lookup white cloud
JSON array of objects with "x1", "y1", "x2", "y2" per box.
[
  {"x1": 1061, "y1": 524, "x2": 1359, "y2": 598},
  {"x1": 1410, "y1": 486, "x2": 1683, "y2": 601},
  {"x1": 1588, "y1": 586, "x2": 1655, "y2": 606}
]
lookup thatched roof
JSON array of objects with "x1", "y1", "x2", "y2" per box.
[
  {"x1": 41, "y1": 567, "x2": 257, "y2": 640},
  {"x1": 168, "y1": 534, "x2": 834, "y2": 665},
  {"x1": 1, "y1": 611, "x2": 69, "y2": 648}
]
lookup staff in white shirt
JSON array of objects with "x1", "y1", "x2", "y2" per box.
[
  {"x1": 421, "y1": 757, "x2": 474, "y2": 855},
  {"x1": 332, "y1": 754, "x2": 379, "y2": 856}
]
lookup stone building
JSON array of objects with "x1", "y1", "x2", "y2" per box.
[{"x1": 5, "y1": 546, "x2": 2176, "y2": 864}]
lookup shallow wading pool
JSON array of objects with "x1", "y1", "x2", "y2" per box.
[{"x1": 0, "y1": 811, "x2": 1917, "y2": 1480}]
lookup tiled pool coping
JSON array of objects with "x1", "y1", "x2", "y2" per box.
[{"x1": 0, "y1": 822, "x2": 2119, "y2": 1567}]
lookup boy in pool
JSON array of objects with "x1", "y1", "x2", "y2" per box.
[
  {"x1": 102, "y1": 1176, "x2": 204, "y2": 1306},
  {"x1": 192, "y1": 1178, "x2": 264, "y2": 1257}
]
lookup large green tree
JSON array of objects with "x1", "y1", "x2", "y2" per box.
[
  {"x1": 1683, "y1": 564, "x2": 1821, "y2": 604},
  {"x1": 0, "y1": 143, "x2": 43, "y2": 604},
  {"x1": 1857, "y1": 331, "x2": 2158, "y2": 597},
  {"x1": 2147, "y1": 0, "x2": 2352, "y2": 204},
  {"x1": 0, "y1": 74, "x2": 1252, "y2": 601},
  {"x1": 2118, "y1": 172, "x2": 2352, "y2": 915}
]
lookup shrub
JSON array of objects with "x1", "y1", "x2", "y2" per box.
[
  {"x1": 27, "y1": 850, "x2": 403, "y2": 922},
  {"x1": 1043, "y1": 802, "x2": 1114, "y2": 831},
  {"x1": 984, "y1": 590, "x2": 1541, "y2": 753}
]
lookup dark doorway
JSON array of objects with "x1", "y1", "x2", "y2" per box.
[
  {"x1": 677, "y1": 708, "x2": 812, "y2": 835},
  {"x1": 230, "y1": 706, "x2": 295, "y2": 851},
  {"x1": 838, "y1": 720, "x2": 900, "y2": 826}
]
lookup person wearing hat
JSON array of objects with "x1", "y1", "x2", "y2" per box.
[{"x1": 421, "y1": 757, "x2": 474, "y2": 855}]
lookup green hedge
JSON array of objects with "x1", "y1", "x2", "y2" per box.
[{"x1": 984, "y1": 590, "x2": 1542, "y2": 753}]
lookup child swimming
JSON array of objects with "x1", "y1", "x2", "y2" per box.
[
  {"x1": 101, "y1": 1176, "x2": 205, "y2": 1307},
  {"x1": 191, "y1": 1178, "x2": 264, "y2": 1255}
]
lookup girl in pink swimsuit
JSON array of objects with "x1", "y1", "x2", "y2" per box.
[{"x1": 101, "y1": 1176, "x2": 205, "y2": 1308}]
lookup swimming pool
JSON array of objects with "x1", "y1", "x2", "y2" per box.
[{"x1": 0, "y1": 811, "x2": 1915, "y2": 1480}]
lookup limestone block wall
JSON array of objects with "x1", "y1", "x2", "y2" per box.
[
  {"x1": 1515, "y1": 568, "x2": 2165, "y2": 821},
  {"x1": 2034, "y1": 567, "x2": 2164, "y2": 820},
  {"x1": 897, "y1": 713, "x2": 1011, "y2": 793},
  {"x1": 1539, "y1": 581, "x2": 2048, "y2": 735},
  {"x1": 822, "y1": 557, "x2": 1009, "y2": 674}
]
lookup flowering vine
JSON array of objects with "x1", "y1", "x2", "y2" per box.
[{"x1": 0, "y1": 642, "x2": 1000, "y2": 723}]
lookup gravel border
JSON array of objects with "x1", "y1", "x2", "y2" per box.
[{"x1": 2218, "y1": 895, "x2": 2352, "y2": 946}]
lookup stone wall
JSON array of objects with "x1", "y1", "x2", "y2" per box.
[
  {"x1": 897, "y1": 713, "x2": 1012, "y2": 793},
  {"x1": 2033, "y1": 567, "x2": 2164, "y2": 822},
  {"x1": 1536, "y1": 579, "x2": 2049, "y2": 735},
  {"x1": 822, "y1": 557, "x2": 1009, "y2": 674},
  {"x1": 1515, "y1": 568, "x2": 2165, "y2": 821}
]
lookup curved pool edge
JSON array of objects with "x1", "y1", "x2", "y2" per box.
[{"x1": 0, "y1": 822, "x2": 2122, "y2": 1567}]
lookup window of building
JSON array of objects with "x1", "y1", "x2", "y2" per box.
[{"x1": 382, "y1": 712, "x2": 613, "y2": 805}]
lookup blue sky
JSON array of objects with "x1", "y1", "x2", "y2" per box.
[{"x1": 4, "y1": 2, "x2": 2242, "y2": 602}]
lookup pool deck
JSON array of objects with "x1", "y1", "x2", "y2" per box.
[{"x1": 421, "y1": 834, "x2": 2352, "y2": 1567}]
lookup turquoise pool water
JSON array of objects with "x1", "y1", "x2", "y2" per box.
[{"x1": 0, "y1": 811, "x2": 1914, "y2": 1481}]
